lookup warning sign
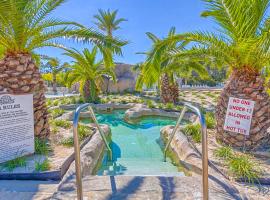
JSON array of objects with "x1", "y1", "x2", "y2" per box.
[{"x1": 224, "y1": 97, "x2": 255, "y2": 135}]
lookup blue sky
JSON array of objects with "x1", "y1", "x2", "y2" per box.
[{"x1": 39, "y1": 0, "x2": 215, "y2": 64}]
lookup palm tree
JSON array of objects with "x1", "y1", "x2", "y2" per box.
[
  {"x1": 93, "y1": 9, "x2": 127, "y2": 37},
  {"x1": 171, "y1": 0, "x2": 270, "y2": 148},
  {"x1": 136, "y1": 27, "x2": 207, "y2": 103},
  {"x1": 64, "y1": 47, "x2": 115, "y2": 102},
  {"x1": 93, "y1": 9, "x2": 127, "y2": 94},
  {"x1": 0, "y1": 0, "x2": 127, "y2": 138},
  {"x1": 41, "y1": 58, "x2": 69, "y2": 95}
]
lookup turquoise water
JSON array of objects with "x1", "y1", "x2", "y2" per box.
[{"x1": 82, "y1": 110, "x2": 184, "y2": 176}]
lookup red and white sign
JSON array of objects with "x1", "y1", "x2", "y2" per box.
[{"x1": 224, "y1": 97, "x2": 255, "y2": 136}]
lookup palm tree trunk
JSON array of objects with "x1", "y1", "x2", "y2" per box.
[
  {"x1": 52, "y1": 73, "x2": 57, "y2": 95},
  {"x1": 216, "y1": 69, "x2": 270, "y2": 149},
  {"x1": 161, "y1": 73, "x2": 171, "y2": 103},
  {"x1": 169, "y1": 83, "x2": 179, "y2": 103},
  {"x1": 83, "y1": 80, "x2": 98, "y2": 103},
  {"x1": 0, "y1": 54, "x2": 50, "y2": 138},
  {"x1": 83, "y1": 80, "x2": 91, "y2": 102}
]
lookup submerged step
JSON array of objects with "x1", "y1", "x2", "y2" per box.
[{"x1": 98, "y1": 158, "x2": 182, "y2": 176}]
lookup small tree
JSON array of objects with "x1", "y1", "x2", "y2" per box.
[
  {"x1": 64, "y1": 47, "x2": 115, "y2": 102},
  {"x1": 41, "y1": 58, "x2": 68, "y2": 94}
]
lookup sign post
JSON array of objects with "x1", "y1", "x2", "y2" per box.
[
  {"x1": 224, "y1": 97, "x2": 255, "y2": 136},
  {"x1": 0, "y1": 93, "x2": 35, "y2": 164}
]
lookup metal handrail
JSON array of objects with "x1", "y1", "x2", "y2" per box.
[
  {"x1": 163, "y1": 102, "x2": 209, "y2": 200},
  {"x1": 73, "y1": 103, "x2": 112, "y2": 200}
]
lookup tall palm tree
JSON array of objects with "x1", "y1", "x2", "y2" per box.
[
  {"x1": 0, "y1": 0, "x2": 127, "y2": 138},
  {"x1": 64, "y1": 47, "x2": 115, "y2": 102},
  {"x1": 41, "y1": 58, "x2": 69, "y2": 95},
  {"x1": 136, "y1": 27, "x2": 207, "y2": 103},
  {"x1": 93, "y1": 9, "x2": 127, "y2": 37},
  {"x1": 93, "y1": 9, "x2": 127, "y2": 94},
  {"x1": 171, "y1": 0, "x2": 270, "y2": 148}
]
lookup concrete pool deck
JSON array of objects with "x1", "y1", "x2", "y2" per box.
[{"x1": 0, "y1": 175, "x2": 245, "y2": 200}]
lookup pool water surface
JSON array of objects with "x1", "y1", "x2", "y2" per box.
[{"x1": 82, "y1": 110, "x2": 184, "y2": 176}]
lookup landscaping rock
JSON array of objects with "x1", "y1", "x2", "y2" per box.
[{"x1": 124, "y1": 104, "x2": 197, "y2": 122}]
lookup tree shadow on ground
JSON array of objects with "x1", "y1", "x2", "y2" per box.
[
  {"x1": 105, "y1": 176, "x2": 144, "y2": 200},
  {"x1": 158, "y1": 177, "x2": 176, "y2": 200}
]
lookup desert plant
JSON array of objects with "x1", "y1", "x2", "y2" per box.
[
  {"x1": 35, "y1": 159, "x2": 50, "y2": 172},
  {"x1": 49, "y1": 108, "x2": 65, "y2": 119},
  {"x1": 183, "y1": 124, "x2": 201, "y2": 143},
  {"x1": 228, "y1": 154, "x2": 260, "y2": 183},
  {"x1": 165, "y1": 103, "x2": 174, "y2": 110},
  {"x1": 214, "y1": 146, "x2": 234, "y2": 160},
  {"x1": 146, "y1": 100, "x2": 155, "y2": 108},
  {"x1": 61, "y1": 137, "x2": 74, "y2": 147},
  {"x1": 205, "y1": 112, "x2": 216, "y2": 129},
  {"x1": 53, "y1": 120, "x2": 72, "y2": 129},
  {"x1": 3, "y1": 156, "x2": 26, "y2": 172},
  {"x1": 35, "y1": 138, "x2": 51, "y2": 155}
]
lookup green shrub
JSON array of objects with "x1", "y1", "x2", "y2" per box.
[
  {"x1": 78, "y1": 125, "x2": 92, "y2": 139},
  {"x1": 228, "y1": 154, "x2": 260, "y2": 183},
  {"x1": 146, "y1": 100, "x2": 155, "y2": 108},
  {"x1": 52, "y1": 99, "x2": 60, "y2": 106},
  {"x1": 205, "y1": 112, "x2": 216, "y2": 129},
  {"x1": 214, "y1": 146, "x2": 261, "y2": 183},
  {"x1": 206, "y1": 93, "x2": 216, "y2": 98},
  {"x1": 50, "y1": 123, "x2": 59, "y2": 134},
  {"x1": 120, "y1": 99, "x2": 127, "y2": 104},
  {"x1": 183, "y1": 124, "x2": 201, "y2": 143},
  {"x1": 176, "y1": 105, "x2": 183, "y2": 111},
  {"x1": 49, "y1": 108, "x2": 65, "y2": 119},
  {"x1": 214, "y1": 146, "x2": 234, "y2": 160},
  {"x1": 35, "y1": 138, "x2": 50, "y2": 155},
  {"x1": 35, "y1": 159, "x2": 50, "y2": 172},
  {"x1": 61, "y1": 126, "x2": 91, "y2": 147},
  {"x1": 53, "y1": 119, "x2": 72, "y2": 129},
  {"x1": 46, "y1": 99, "x2": 52, "y2": 107},
  {"x1": 77, "y1": 96, "x2": 84, "y2": 103},
  {"x1": 158, "y1": 103, "x2": 164, "y2": 109},
  {"x1": 61, "y1": 137, "x2": 74, "y2": 147},
  {"x1": 3, "y1": 156, "x2": 26, "y2": 171},
  {"x1": 165, "y1": 103, "x2": 174, "y2": 110}
]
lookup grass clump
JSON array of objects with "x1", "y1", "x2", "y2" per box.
[
  {"x1": 165, "y1": 103, "x2": 174, "y2": 110},
  {"x1": 146, "y1": 100, "x2": 155, "y2": 108},
  {"x1": 61, "y1": 137, "x2": 74, "y2": 147},
  {"x1": 228, "y1": 154, "x2": 260, "y2": 183},
  {"x1": 35, "y1": 138, "x2": 51, "y2": 155},
  {"x1": 49, "y1": 108, "x2": 65, "y2": 119},
  {"x1": 61, "y1": 125, "x2": 92, "y2": 147},
  {"x1": 205, "y1": 112, "x2": 216, "y2": 129},
  {"x1": 3, "y1": 156, "x2": 26, "y2": 171},
  {"x1": 52, "y1": 99, "x2": 60, "y2": 106},
  {"x1": 157, "y1": 103, "x2": 164, "y2": 109},
  {"x1": 214, "y1": 146, "x2": 234, "y2": 160},
  {"x1": 78, "y1": 125, "x2": 92, "y2": 139},
  {"x1": 35, "y1": 159, "x2": 50, "y2": 172},
  {"x1": 53, "y1": 119, "x2": 72, "y2": 129},
  {"x1": 214, "y1": 146, "x2": 261, "y2": 183},
  {"x1": 183, "y1": 124, "x2": 201, "y2": 143}
]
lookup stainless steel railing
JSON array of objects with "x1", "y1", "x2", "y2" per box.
[
  {"x1": 73, "y1": 103, "x2": 112, "y2": 200},
  {"x1": 163, "y1": 103, "x2": 209, "y2": 200}
]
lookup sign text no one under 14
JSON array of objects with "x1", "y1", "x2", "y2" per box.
[{"x1": 224, "y1": 97, "x2": 255, "y2": 136}]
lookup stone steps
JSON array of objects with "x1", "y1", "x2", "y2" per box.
[{"x1": 98, "y1": 158, "x2": 182, "y2": 176}]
